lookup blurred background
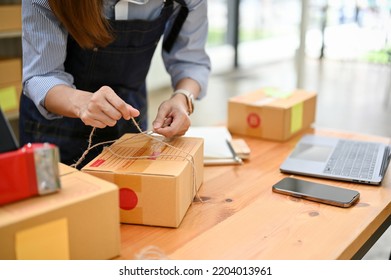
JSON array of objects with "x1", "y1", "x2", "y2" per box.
[
  {"x1": 147, "y1": 0, "x2": 391, "y2": 260},
  {"x1": 148, "y1": 0, "x2": 390, "y2": 137}
]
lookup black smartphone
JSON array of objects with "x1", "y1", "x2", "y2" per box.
[{"x1": 272, "y1": 177, "x2": 360, "y2": 208}]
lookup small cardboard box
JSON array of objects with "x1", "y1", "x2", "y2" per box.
[
  {"x1": 82, "y1": 133, "x2": 204, "y2": 228},
  {"x1": 0, "y1": 58, "x2": 21, "y2": 85},
  {"x1": 0, "y1": 164, "x2": 120, "y2": 260},
  {"x1": 0, "y1": 81, "x2": 22, "y2": 113},
  {"x1": 228, "y1": 88, "x2": 317, "y2": 141},
  {"x1": 0, "y1": 5, "x2": 22, "y2": 32}
]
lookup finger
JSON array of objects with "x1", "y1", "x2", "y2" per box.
[
  {"x1": 153, "y1": 117, "x2": 174, "y2": 137},
  {"x1": 83, "y1": 118, "x2": 110, "y2": 129},
  {"x1": 162, "y1": 117, "x2": 173, "y2": 128},
  {"x1": 154, "y1": 126, "x2": 176, "y2": 138},
  {"x1": 155, "y1": 125, "x2": 187, "y2": 138},
  {"x1": 100, "y1": 104, "x2": 122, "y2": 121},
  {"x1": 152, "y1": 112, "x2": 170, "y2": 130},
  {"x1": 90, "y1": 87, "x2": 121, "y2": 120},
  {"x1": 99, "y1": 87, "x2": 139, "y2": 120},
  {"x1": 91, "y1": 112, "x2": 117, "y2": 127},
  {"x1": 154, "y1": 115, "x2": 189, "y2": 138},
  {"x1": 125, "y1": 104, "x2": 140, "y2": 120},
  {"x1": 106, "y1": 99, "x2": 139, "y2": 120},
  {"x1": 79, "y1": 107, "x2": 116, "y2": 128}
]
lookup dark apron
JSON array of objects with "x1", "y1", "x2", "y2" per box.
[{"x1": 20, "y1": 0, "x2": 187, "y2": 169}]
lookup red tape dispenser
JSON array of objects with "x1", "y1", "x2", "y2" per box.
[{"x1": 0, "y1": 143, "x2": 61, "y2": 206}]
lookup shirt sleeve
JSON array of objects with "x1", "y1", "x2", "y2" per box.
[
  {"x1": 162, "y1": 0, "x2": 211, "y2": 99},
  {"x1": 22, "y1": 0, "x2": 73, "y2": 119}
]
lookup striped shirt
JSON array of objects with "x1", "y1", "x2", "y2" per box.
[{"x1": 22, "y1": 0, "x2": 210, "y2": 119}]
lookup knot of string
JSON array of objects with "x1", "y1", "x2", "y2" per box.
[{"x1": 70, "y1": 117, "x2": 202, "y2": 202}]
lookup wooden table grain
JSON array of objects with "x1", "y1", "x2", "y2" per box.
[{"x1": 117, "y1": 128, "x2": 391, "y2": 260}]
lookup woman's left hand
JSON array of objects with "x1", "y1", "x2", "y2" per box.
[{"x1": 152, "y1": 93, "x2": 191, "y2": 138}]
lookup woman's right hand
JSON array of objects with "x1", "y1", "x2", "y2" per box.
[
  {"x1": 77, "y1": 86, "x2": 140, "y2": 128},
  {"x1": 45, "y1": 85, "x2": 140, "y2": 128}
]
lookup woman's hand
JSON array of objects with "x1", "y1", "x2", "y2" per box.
[
  {"x1": 152, "y1": 93, "x2": 191, "y2": 138},
  {"x1": 45, "y1": 85, "x2": 140, "y2": 128},
  {"x1": 152, "y1": 78, "x2": 200, "y2": 138},
  {"x1": 77, "y1": 86, "x2": 140, "y2": 128}
]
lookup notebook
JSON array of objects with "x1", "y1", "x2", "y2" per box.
[
  {"x1": 0, "y1": 108, "x2": 19, "y2": 153},
  {"x1": 280, "y1": 134, "x2": 391, "y2": 185},
  {"x1": 185, "y1": 126, "x2": 244, "y2": 165}
]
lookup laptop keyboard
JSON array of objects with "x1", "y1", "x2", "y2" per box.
[{"x1": 323, "y1": 140, "x2": 379, "y2": 179}]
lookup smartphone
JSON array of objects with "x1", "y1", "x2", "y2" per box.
[{"x1": 272, "y1": 177, "x2": 360, "y2": 208}]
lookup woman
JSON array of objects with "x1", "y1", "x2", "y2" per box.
[{"x1": 20, "y1": 0, "x2": 210, "y2": 168}]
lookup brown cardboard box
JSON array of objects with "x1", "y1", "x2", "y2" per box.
[
  {"x1": 0, "y1": 5, "x2": 22, "y2": 32},
  {"x1": 0, "y1": 81, "x2": 22, "y2": 113},
  {"x1": 0, "y1": 164, "x2": 120, "y2": 260},
  {"x1": 82, "y1": 133, "x2": 204, "y2": 228},
  {"x1": 0, "y1": 58, "x2": 21, "y2": 85},
  {"x1": 228, "y1": 88, "x2": 317, "y2": 141}
]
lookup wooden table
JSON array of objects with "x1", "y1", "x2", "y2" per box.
[{"x1": 118, "y1": 128, "x2": 391, "y2": 260}]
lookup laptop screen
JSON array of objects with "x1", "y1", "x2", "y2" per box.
[{"x1": 0, "y1": 109, "x2": 19, "y2": 153}]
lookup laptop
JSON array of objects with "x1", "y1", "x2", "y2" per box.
[
  {"x1": 0, "y1": 108, "x2": 19, "y2": 153},
  {"x1": 280, "y1": 134, "x2": 391, "y2": 185}
]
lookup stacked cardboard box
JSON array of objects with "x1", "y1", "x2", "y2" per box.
[
  {"x1": 0, "y1": 164, "x2": 120, "y2": 260},
  {"x1": 0, "y1": 5, "x2": 23, "y2": 116},
  {"x1": 0, "y1": 58, "x2": 22, "y2": 115},
  {"x1": 0, "y1": 5, "x2": 22, "y2": 32}
]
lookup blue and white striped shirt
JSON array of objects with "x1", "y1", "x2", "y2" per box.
[{"x1": 22, "y1": 0, "x2": 210, "y2": 119}]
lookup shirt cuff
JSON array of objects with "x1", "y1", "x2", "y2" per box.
[
  {"x1": 23, "y1": 75, "x2": 74, "y2": 120},
  {"x1": 171, "y1": 66, "x2": 210, "y2": 100}
]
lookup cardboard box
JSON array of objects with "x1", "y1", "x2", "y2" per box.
[
  {"x1": 82, "y1": 133, "x2": 204, "y2": 228},
  {"x1": 0, "y1": 164, "x2": 120, "y2": 260},
  {"x1": 0, "y1": 58, "x2": 21, "y2": 85},
  {"x1": 0, "y1": 5, "x2": 22, "y2": 32},
  {"x1": 0, "y1": 81, "x2": 22, "y2": 113},
  {"x1": 228, "y1": 88, "x2": 317, "y2": 141}
]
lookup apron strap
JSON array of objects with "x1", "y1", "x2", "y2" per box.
[{"x1": 163, "y1": 0, "x2": 189, "y2": 52}]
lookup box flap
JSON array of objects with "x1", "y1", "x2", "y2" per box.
[
  {"x1": 59, "y1": 163, "x2": 77, "y2": 176},
  {"x1": 82, "y1": 133, "x2": 203, "y2": 177},
  {"x1": 0, "y1": 167, "x2": 118, "y2": 227},
  {"x1": 229, "y1": 88, "x2": 316, "y2": 109},
  {"x1": 267, "y1": 90, "x2": 316, "y2": 108}
]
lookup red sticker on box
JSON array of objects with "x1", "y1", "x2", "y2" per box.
[
  {"x1": 119, "y1": 188, "x2": 138, "y2": 210},
  {"x1": 90, "y1": 159, "x2": 105, "y2": 167},
  {"x1": 247, "y1": 113, "x2": 261, "y2": 128},
  {"x1": 149, "y1": 151, "x2": 160, "y2": 160}
]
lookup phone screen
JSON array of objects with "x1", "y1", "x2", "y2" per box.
[{"x1": 272, "y1": 177, "x2": 360, "y2": 207}]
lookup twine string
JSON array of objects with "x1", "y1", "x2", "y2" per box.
[{"x1": 70, "y1": 117, "x2": 201, "y2": 202}]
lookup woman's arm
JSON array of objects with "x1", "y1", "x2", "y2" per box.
[
  {"x1": 22, "y1": 0, "x2": 73, "y2": 119},
  {"x1": 162, "y1": 0, "x2": 211, "y2": 100},
  {"x1": 23, "y1": 0, "x2": 139, "y2": 127},
  {"x1": 153, "y1": 0, "x2": 211, "y2": 137}
]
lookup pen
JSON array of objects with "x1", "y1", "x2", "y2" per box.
[{"x1": 226, "y1": 139, "x2": 243, "y2": 165}]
